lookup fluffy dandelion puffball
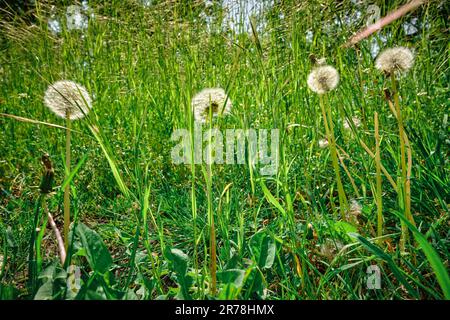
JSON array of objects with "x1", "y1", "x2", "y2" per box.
[
  {"x1": 192, "y1": 88, "x2": 232, "y2": 123},
  {"x1": 375, "y1": 47, "x2": 414, "y2": 74},
  {"x1": 44, "y1": 80, "x2": 92, "y2": 120},
  {"x1": 307, "y1": 65, "x2": 340, "y2": 94}
]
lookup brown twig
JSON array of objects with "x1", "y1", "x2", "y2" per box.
[
  {"x1": 44, "y1": 204, "x2": 67, "y2": 265},
  {"x1": 343, "y1": 0, "x2": 427, "y2": 47}
]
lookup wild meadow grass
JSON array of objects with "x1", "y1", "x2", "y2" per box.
[{"x1": 0, "y1": 0, "x2": 448, "y2": 300}]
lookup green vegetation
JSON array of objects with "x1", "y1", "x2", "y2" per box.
[{"x1": 0, "y1": 0, "x2": 448, "y2": 300}]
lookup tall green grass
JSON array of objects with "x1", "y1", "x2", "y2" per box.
[{"x1": 0, "y1": 0, "x2": 448, "y2": 300}]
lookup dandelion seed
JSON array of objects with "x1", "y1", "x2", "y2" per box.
[
  {"x1": 350, "y1": 199, "x2": 362, "y2": 215},
  {"x1": 44, "y1": 80, "x2": 92, "y2": 120},
  {"x1": 319, "y1": 239, "x2": 343, "y2": 261},
  {"x1": 370, "y1": 39, "x2": 380, "y2": 59},
  {"x1": 66, "y1": 5, "x2": 88, "y2": 31},
  {"x1": 369, "y1": 32, "x2": 390, "y2": 58},
  {"x1": 48, "y1": 18, "x2": 61, "y2": 35},
  {"x1": 403, "y1": 18, "x2": 419, "y2": 35},
  {"x1": 344, "y1": 116, "x2": 362, "y2": 131},
  {"x1": 306, "y1": 30, "x2": 313, "y2": 43},
  {"x1": 18, "y1": 93, "x2": 30, "y2": 99},
  {"x1": 375, "y1": 46, "x2": 414, "y2": 75},
  {"x1": 81, "y1": 1, "x2": 95, "y2": 18},
  {"x1": 318, "y1": 138, "x2": 329, "y2": 149},
  {"x1": 307, "y1": 65, "x2": 340, "y2": 94},
  {"x1": 192, "y1": 88, "x2": 232, "y2": 123},
  {"x1": 141, "y1": 0, "x2": 152, "y2": 7},
  {"x1": 346, "y1": 198, "x2": 362, "y2": 223},
  {"x1": 366, "y1": 4, "x2": 381, "y2": 27},
  {"x1": 351, "y1": 0, "x2": 366, "y2": 5},
  {"x1": 316, "y1": 57, "x2": 327, "y2": 66}
]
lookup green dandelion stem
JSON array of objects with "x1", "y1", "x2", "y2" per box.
[
  {"x1": 375, "y1": 112, "x2": 383, "y2": 243},
  {"x1": 391, "y1": 73, "x2": 409, "y2": 252},
  {"x1": 63, "y1": 113, "x2": 71, "y2": 252},
  {"x1": 320, "y1": 96, "x2": 348, "y2": 217}
]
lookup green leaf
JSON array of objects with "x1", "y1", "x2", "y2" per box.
[
  {"x1": 0, "y1": 283, "x2": 18, "y2": 300},
  {"x1": 260, "y1": 180, "x2": 286, "y2": 216},
  {"x1": 34, "y1": 262, "x2": 67, "y2": 300},
  {"x1": 217, "y1": 269, "x2": 246, "y2": 288},
  {"x1": 59, "y1": 154, "x2": 88, "y2": 192},
  {"x1": 75, "y1": 223, "x2": 112, "y2": 274},
  {"x1": 392, "y1": 211, "x2": 450, "y2": 299},
  {"x1": 34, "y1": 280, "x2": 54, "y2": 300},
  {"x1": 165, "y1": 248, "x2": 189, "y2": 276},
  {"x1": 349, "y1": 232, "x2": 419, "y2": 298},
  {"x1": 6, "y1": 227, "x2": 16, "y2": 248},
  {"x1": 250, "y1": 232, "x2": 276, "y2": 269},
  {"x1": 164, "y1": 247, "x2": 192, "y2": 300},
  {"x1": 89, "y1": 124, "x2": 130, "y2": 197},
  {"x1": 333, "y1": 221, "x2": 358, "y2": 235}
]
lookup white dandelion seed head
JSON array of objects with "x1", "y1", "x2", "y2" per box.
[
  {"x1": 307, "y1": 65, "x2": 340, "y2": 94},
  {"x1": 375, "y1": 46, "x2": 414, "y2": 74},
  {"x1": 344, "y1": 116, "x2": 362, "y2": 130},
  {"x1": 192, "y1": 88, "x2": 232, "y2": 123},
  {"x1": 318, "y1": 138, "x2": 329, "y2": 149},
  {"x1": 44, "y1": 80, "x2": 92, "y2": 120}
]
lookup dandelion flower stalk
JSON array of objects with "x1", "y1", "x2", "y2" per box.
[
  {"x1": 192, "y1": 87, "x2": 232, "y2": 296},
  {"x1": 64, "y1": 113, "x2": 71, "y2": 250},
  {"x1": 308, "y1": 65, "x2": 348, "y2": 217},
  {"x1": 206, "y1": 116, "x2": 216, "y2": 295},
  {"x1": 207, "y1": 96, "x2": 217, "y2": 295},
  {"x1": 44, "y1": 80, "x2": 92, "y2": 251},
  {"x1": 391, "y1": 73, "x2": 410, "y2": 252},
  {"x1": 321, "y1": 96, "x2": 349, "y2": 217},
  {"x1": 374, "y1": 112, "x2": 383, "y2": 243},
  {"x1": 376, "y1": 47, "x2": 415, "y2": 252}
]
